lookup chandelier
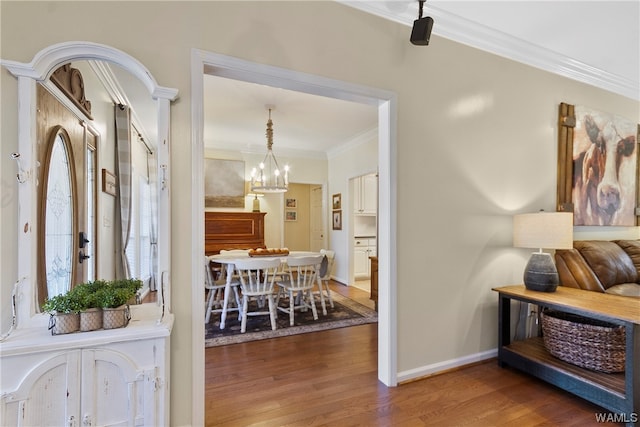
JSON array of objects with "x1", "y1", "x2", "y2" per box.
[{"x1": 250, "y1": 107, "x2": 289, "y2": 193}]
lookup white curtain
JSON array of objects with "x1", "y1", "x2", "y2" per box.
[{"x1": 115, "y1": 104, "x2": 132, "y2": 279}]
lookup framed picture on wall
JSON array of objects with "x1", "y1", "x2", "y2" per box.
[
  {"x1": 332, "y1": 193, "x2": 341, "y2": 210},
  {"x1": 332, "y1": 210, "x2": 342, "y2": 230},
  {"x1": 102, "y1": 169, "x2": 117, "y2": 196},
  {"x1": 286, "y1": 198, "x2": 297, "y2": 208},
  {"x1": 285, "y1": 210, "x2": 297, "y2": 221}
]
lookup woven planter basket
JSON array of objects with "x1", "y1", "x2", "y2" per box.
[
  {"x1": 48, "y1": 312, "x2": 80, "y2": 335},
  {"x1": 541, "y1": 310, "x2": 625, "y2": 373},
  {"x1": 102, "y1": 305, "x2": 131, "y2": 330},
  {"x1": 80, "y1": 308, "x2": 103, "y2": 332}
]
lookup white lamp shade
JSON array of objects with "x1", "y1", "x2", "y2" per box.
[{"x1": 513, "y1": 212, "x2": 573, "y2": 250}]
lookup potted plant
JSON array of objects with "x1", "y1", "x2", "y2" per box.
[
  {"x1": 110, "y1": 279, "x2": 143, "y2": 305},
  {"x1": 42, "y1": 292, "x2": 82, "y2": 335},
  {"x1": 96, "y1": 285, "x2": 135, "y2": 329},
  {"x1": 71, "y1": 281, "x2": 106, "y2": 332}
]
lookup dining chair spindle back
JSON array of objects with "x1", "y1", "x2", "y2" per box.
[
  {"x1": 234, "y1": 257, "x2": 283, "y2": 333},
  {"x1": 276, "y1": 255, "x2": 323, "y2": 326}
]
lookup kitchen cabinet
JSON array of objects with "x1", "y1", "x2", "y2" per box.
[
  {"x1": 353, "y1": 174, "x2": 377, "y2": 215},
  {"x1": 1, "y1": 305, "x2": 172, "y2": 427},
  {"x1": 354, "y1": 238, "x2": 377, "y2": 279}
]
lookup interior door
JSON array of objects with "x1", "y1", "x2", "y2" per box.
[
  {"x1": 37, "y1": 84, "x2": 90, "y2": 303},
  {"x1": 310, "y1": 185, "x2": 325, "y2": 252}
]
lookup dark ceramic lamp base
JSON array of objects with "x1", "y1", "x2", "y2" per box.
[{"x1": 523, "y1": 252, "x2": 559, "y2": 292}]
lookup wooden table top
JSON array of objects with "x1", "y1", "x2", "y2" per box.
[{"x1": 492, "y1": 285, "x2": 640, "y2": 325}]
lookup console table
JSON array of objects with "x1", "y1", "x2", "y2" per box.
[{"x1": 493, "y1": 285, "x2": 639, "y2": 424}]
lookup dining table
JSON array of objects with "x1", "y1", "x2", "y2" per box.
[{"x1": 208, "y1": 251, "x2": 323, "y2": 329}]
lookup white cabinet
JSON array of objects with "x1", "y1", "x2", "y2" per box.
[
  {"x1": 1, "y1": 305, "x2": 172, "y2": 427},
  {"x1": 354, "y1": 238, "x2": 377, "y2": 279},
  {"x1": 353, "y1": 174, "x2": 377, "y2": 215}
]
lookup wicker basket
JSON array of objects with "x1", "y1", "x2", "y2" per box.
[
  {"x1": 80, "y1": 308, "x2": 103, "y2": 332},
  {"x1": 102, "y1": 305, "x2": 131, "y2": 330},
  {"x1": 48, "y1": 312, "x2": 80, "y2": 335},
  {"x1": 541, "y1": 310, "x2": 625, "y2": 373}
]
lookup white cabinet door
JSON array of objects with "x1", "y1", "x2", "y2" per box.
[
  {"x1": 81, "y1": 349, "x2": 151, "y2": 427},
  {"x1": 353, "y1": 174, "x2": 377, "y2": 215},
  {"x1": 361, "y1": 174, "x2": 378, "y2": 214},
  {"x1": 2, "y1": 348, "x2": 154, "y2": 427},
  {"x1": 354, "y1": 246, "x2": 370, "y2": 279},
  {"x1": 2, "y1": 352, "x2": 81, "y2": 427}
]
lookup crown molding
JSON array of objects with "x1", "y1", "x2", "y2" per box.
[{"x1": 339, "y1": 1, "x2": 639, "y2": 101}]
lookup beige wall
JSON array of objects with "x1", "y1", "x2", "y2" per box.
[
  {"x1": 283, "y1": 183, "x2": 311, "y2": 251},
  {"x1": 2, "y1": 2, "x2": 638, "y2": 426}
]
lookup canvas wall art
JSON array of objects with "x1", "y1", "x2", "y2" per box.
[
  {"x1": 557, "y1": 102, "x2": 638, "y2": 226},
  {"x1": 204, "y1": 158, "x2": 245, "y2": 208}
]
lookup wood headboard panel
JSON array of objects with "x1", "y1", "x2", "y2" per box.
[{"x1": 204, "y1": 211, "x2": 266, "y2": 255}]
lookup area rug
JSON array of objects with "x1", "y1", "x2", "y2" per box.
[{"x1": 205, "y1": 291, "x2": 377, "y2": 347}]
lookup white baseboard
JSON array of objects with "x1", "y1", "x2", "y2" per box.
[{"x1": 396, "y1": 348, "x2": 498, "y2": 383}]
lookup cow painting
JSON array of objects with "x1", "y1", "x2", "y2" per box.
[{"x1": 572, "y1": 106, "x2": 637, "y2": 226}]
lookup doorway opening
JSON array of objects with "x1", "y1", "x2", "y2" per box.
[{"x1": 190, "y1": 49, "x2": 397, "y2": 424}]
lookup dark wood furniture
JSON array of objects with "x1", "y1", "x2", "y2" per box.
[
  {"x1": 204, "y1": 211, "x2": 266, "y2": 255},
  {"x1": 370, "y1": 256, "x2": 378, "y2": 311},
  {"x1": 493, "y1": 285, "x2": 639, "y2": 424}
]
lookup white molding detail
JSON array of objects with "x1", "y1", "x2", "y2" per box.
[
  {"x1": 1, "y1": 41, "x2": 178, "y2": 101},
  {"x1": 88, "y1": 60, "x2": 153, "y2": 149},
  {"x1": 396, "y1": 349, "x2": 499, "y2": 384},
  {"x1": 339, "y1": 2, "x2": 639, "y2": 101}
]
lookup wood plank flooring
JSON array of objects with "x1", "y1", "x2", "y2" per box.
[{"x1": 205, "y1": 283, "x2": 622, "y2": 426}]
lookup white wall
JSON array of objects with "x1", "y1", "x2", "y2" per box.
[
  {"x1": 328, "y1": 133, "x2": 378, "y2": 284},
  {"x1": 1, "y1": 2, "x2": 638, "y2": 425}
]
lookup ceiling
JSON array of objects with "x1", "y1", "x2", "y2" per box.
[{"x1": 190, "y1": 2, "x2": 639, "y2": 155}]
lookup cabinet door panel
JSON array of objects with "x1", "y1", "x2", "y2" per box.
[
  {"x1": 81, "y1": 349, "x2": 146, "y2": 427},
  {"x1": 354, "y1": 247, "x2": 369, "y2": 278},
  {"x1": 361, "y1": 174, "x2": 378, "y2": 214},
  {"x1": 2, "y1": 352, "x2": 80, "y2": 427}
]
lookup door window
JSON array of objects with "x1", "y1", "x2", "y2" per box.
[{"x1": 44, "y1": 133, "x2": 74, "y2": 297}]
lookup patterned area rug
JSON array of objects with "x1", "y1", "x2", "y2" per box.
[{"x1": 205, "y1": 291, "x2": 377, "y2": 347}]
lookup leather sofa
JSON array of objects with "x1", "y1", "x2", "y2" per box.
[{"x1": 554, "y1": 240, "x2": 640, "y2": 297}]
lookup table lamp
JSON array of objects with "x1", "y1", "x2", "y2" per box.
[{"x1": 513, "y1": 211, "x2": 573, "y2": 292}]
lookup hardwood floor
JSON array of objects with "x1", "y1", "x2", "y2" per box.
[{"x1": 205, "y1": 284, "x2": 621, "y2": 426}]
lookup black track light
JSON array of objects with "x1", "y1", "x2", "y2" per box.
[{"x1": 410, "y1": 0, "x2": 434, "y2": 46}]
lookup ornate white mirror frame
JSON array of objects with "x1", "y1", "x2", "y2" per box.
[{"x1": 1, "y1": 41, "x2": 178, "y2": 329}]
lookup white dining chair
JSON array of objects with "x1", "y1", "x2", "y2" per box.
[
  {"x1": 316, "y1": 249, "x2": 335, "y2": 314},
  {"x1": 204, "y1": 256, "x2": 241, "y2": 324},
  {"x1": 234, "y1": 257, "x2": 282, "y2": 333},
  {"x1": 276, "y1": 255, "x2": 323, "y2": 326}
]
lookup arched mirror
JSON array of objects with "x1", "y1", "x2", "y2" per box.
[{"x1": 2, "y1": 41, "x2": 178, "y2": 325}]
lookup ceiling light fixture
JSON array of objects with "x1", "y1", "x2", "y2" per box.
[
  {"x1": 250, "y1": 106, "x2": 289, "y2": 193},
  {"x1": 410, "y1": 0, "x2": 434, "y2": 46}
]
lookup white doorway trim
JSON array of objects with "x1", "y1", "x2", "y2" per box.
[{"x1": 190, "y1": 49, "x2": 398, "y2": 426}]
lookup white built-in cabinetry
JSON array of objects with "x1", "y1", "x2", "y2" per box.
[
  {"x1": 354, "y1": 238, "x2": 377, "y2": 279},
  {"x1": 353, "y1": 173, "x2": 377, "y2": 215},
  {"x1": 1, "y1": 305, "x2": 172, "y2": 427}
]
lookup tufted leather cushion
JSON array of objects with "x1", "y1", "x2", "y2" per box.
[
  {"x1": 573, "y1": 241, "x2": 637, "y2": 290},
  {"x1": 555, "y1": 248, "x2": 606, "y2": 292},
  {"x1": 615, "y1": 239, "x2": 640, "y2": 278}
]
